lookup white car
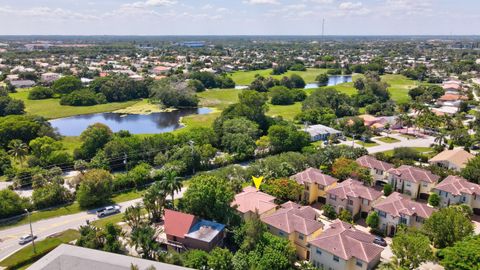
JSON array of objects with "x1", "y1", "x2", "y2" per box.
[
  {"x1": 19, "y1": 234, "x2": 36, "y2": 245},
  {"x1": 96, "y1": 206, "x2": 120, "y2": 218}
]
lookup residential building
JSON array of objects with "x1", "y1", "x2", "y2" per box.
[
  {"x1": 231, "y1": 186, "x2": 277, "y2": 220},
  {"x1": 373, "y1": 192, "x2": 436, "y2": 236},
  {"x1": 163, "y1": 209, "x2": 225, "y2": 252},
  {"x1": 41, "y1": 72, "x2": 61, "y2": 83},
  {"x1": 27, "y1": 244, "x2": 191, "y2": 270},
  {"x1": 433, "y1": 175, "x2": 480, "y2": 214},
  {"x1": 304, "y1": 124, "x2": 342, "y2": 142},
  {"x1": 10, "y1": 79, "x2": 35, "y2": 88},
  {"x1": 386, "y1": 165, "x2": 440, "y2": 200},
  {"x1": 309, "y1": 220, "x2": 384, "y2": 270},
  {"x1": 428, "y1": 149, "x2": 474, "y2": 171},
  {"x1": 291, "y1": 168, "x2": 338, "y2": 204},
  {"x1": 326, "y1": 179, "x2": 382, "y2": 218},
  {"x1": 261, "y1": 201, "x2": 324, "y2": 260},
  {"x1": 356, "y1": 155, "x2": 394, "y2": 186}
]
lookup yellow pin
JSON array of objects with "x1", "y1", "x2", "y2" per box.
[{"x1": 252, "y1": 176, "x2": 264, "y2": 190}]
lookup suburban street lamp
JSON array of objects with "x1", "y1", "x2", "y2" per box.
[{"x1": 25, "y1": 209, "x2": 36, "y2": 253}]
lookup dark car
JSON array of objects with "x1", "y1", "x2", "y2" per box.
[{"x1": 373, "y1": 236, "x2": 387, "y2": 247}]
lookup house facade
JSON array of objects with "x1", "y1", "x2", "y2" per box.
[
  {"x1": 428, "y1": 149, "x2": 474, "y2": 172},
  {"x1": 326, "y1": 179, "x2": 382, "y2": 218},
  {"x1": 262, "y1": 201, "x2": 324, "y2": 260},
  {"x1": 356, "y1": 155, "x2": 394, "y2": 186},
  {"x1": 309, "y1": 220, "x2": 384, "y2": 270},
  {"x1": 386, "y1": 165, "x2": 440, "y2": 200},
  {"x1": 433, "y1": 175, "x2": 480, "y2": 214},
  {"x1": 291, "y1": 168, "x2": 338, "y2": 204},
  {"x1": 372, "y1": 192, "x2": 435, "y2": 236}
]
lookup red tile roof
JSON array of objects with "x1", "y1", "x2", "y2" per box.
[
  {"x1": 164, "y1": 209, "x2": 197, "y2": 239},
  {"x1": 261, "y1": 201, "x2": 324, "y2": 235},
  {"x1": 309, "y1": 220, "x2": 383, "y2": 263},
  {"x1": 356, "y1": 155, "x2": 394, "y2": 172},
  {"x1": 291, "y1": 168, "x2": 338, "y2": 187},
  {"x1": 387, "y1": 165, "x2": 440, "y2": 184},
  {"x1": 231, "y1": 187, "x2": 277, "y2": 215},
  {"x1": 327, "y1": 179, "x2": 382, "y2": 201},
  {"x1": 373, "y1": 192, "x2": 435, "y2": 219},
  {"x1": 434, "y1": 175, "x2": 480, "y2": 196}
]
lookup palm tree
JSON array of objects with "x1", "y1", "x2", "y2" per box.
[
  {"x1": 129, "y1": 224, "x2": 160, "y2": 260},
  {"x1": 434, "y1": 129, "x2": 448, "y2": 147},
  {"x1": 159, "y1": 170, "x2": 183, "y2": 209},
  {"x1": 8, "y1": 140, "x2": 29, "y2": 167}
]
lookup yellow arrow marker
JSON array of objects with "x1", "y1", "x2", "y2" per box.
[{"x1": 252, "y1": 176, "x2": 264, "y2": 190}]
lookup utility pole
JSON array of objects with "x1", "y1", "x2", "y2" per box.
[
  {"x1": 188, "y1": 140, "x2": 195, "y2": 174},
  {"x1": 25, "y1": 209, "x2": 36, "y2": 254}
]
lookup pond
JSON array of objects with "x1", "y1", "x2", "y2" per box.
[
  {"x1": 304, "y1": 75, "x2": 353, "y2": 89},
  {"x1": 49, "y1": 107, "x2": 212, "y2": 136}
]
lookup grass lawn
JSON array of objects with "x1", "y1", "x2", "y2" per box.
[
  {"x1": 60, "y1": 136, "x2": 81, "y2": 155},
  {"x1": 267, "y1": 102, "x2": 302, "y2": 120},
  {"x1": 229, "y1": 68, "x2": 328, "y2": 85},
  {"x1": 399, "y1": 134, "x2": 418, "y2": 139},
  {"x1": 9, "y1": 91, "x2": 139, "y2": 119},
  {"x1": 92, "y1": 213, "x2": 124, "y2": 229},
  {"x1": 382, "y1": 147, "x2": 434, "y2": 156},
  {"x1": 376, "y1": 136, "x2": 401, "y2": 143},
  {"x1": 0, "y1": 189, "x2": 144, "y2": 229},
  {"x1": 0, "y1": 229, "x2": 79, "y2": 269},
  {"x1": 346, "y1": 137, "x2": 379, "y2": 147}
]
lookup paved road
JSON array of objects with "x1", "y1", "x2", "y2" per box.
[
  {"x1": 340, "y1": 133, "x2": 435, "y2": 154},
  {"x1": 0, "y1": 188, "x2": 186, "y2": 261}
]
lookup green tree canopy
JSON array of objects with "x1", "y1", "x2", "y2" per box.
[{"x1": 76, "y1": 169, "x2": 113, "y2": 208}]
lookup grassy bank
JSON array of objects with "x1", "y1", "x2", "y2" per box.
[
  {"x1": 0, "y1": 229, "x2": 79, "y2": 270},
  {"x1": 9, "y1": 90, "x2": 140, "y2": 119},
  {"x1": 229, "y1": 68, "x2": 328, "y2": 85}
]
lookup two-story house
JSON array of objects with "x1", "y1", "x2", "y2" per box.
[
  {"x1": 326, "y1": 179, "x2": 382, "y2": 218},
  {"x1": 372, "y1": 192, "x2": 436, "y2": 236},
  {"x1": 433, "y1": 175, "x2": 480, "y2": 214},
  {"x1": 428, "y1": 149, "x2": 474, "y2": 172},
  {"x1": 356, "y1": 155, "x2": 394, "y2": 186},
  {"x1": 309, "y1": 220, "x2": 384, "y2": 270},
  {"x1": 231, "y1": 186, "x2": 278, "y2": 220},
  {"x1": 386, "y1": 165, "x2": 440, "y2": 200},
  {"x1": 291, "y1": 168, "x2": 338, "y2": 204},
  {"x1": 261, "y1": 201, "x2": 324, "y2": 260}
]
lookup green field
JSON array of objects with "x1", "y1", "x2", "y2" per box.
[
  {"x1": 9, "y1": 90, "x2": 139, "y2": 119},
  {"x1": 382, "y1": 147, "x2": 434, "y2": 156},
  {"x1": 377, "y1": 137, "x2": 401, "y2": 143},
  {"x1": 229, "y1": 68, "x2": 328, "y2": 85},
  {"x1": 0, "y1": 229, "x2": 79, "y2": 269}
]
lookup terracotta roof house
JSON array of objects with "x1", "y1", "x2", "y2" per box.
[
  {"x1": 433, "y1": 175, "x2": 480, "y2": 214},
  {"x1": 436, "y1": 93, "x2": 468, "y2": 107},
  {"x1": 386, "y1": 165, "x2": 440, "y2": 200},
  {"x1": 356, "y1": 155, "x2": 394, "y2": 185},
  {"x1": 429, "y1": 149, "x2": 474, "y2": 171},
  {"x1": 326, "y1": 179, "x2": 382, "y2": 218},
  {"x1": 163, "y1": 209, "x2": 225, "y2": 252},
  {"x1": 373, "y1": 192, "x2": 436, "y2": 236},
  {"x1": 231, "y1": 186, "x2": 277, "y2": 219},
  {"x1": 309, "y1": 220, "x2": 384, "y2": 270},
  {"x1": 291, "y1": 168, "x2": 338, "y2": 204},
  {"x1": 261, "y1": 201, "x2": 324, "y2": 260}
]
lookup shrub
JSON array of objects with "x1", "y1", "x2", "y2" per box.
[
  {"x1": 0, "y1": 189, "x2": 31, "y2": 219},
  {"x1": 366, "y1": 211, "x2": 380, "y2": 229},
  {"x1": 28, "y1": 87, "x2": 54, "y2": 100},
  {"x1": 383, "y1": 183, "x2": 393, "y2": 196},
  {"x1": 60, "y1": 89, "x2": 107, "y2": 106},
  {"x1": 428, "y1": 193, "x2": 440, "y2": 207},
  {"x1": 322, "y1": 204, "x2": 337, "y2": 220}
]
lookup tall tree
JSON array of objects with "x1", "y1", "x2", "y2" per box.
[
  {"x1": 129, "y1": 224, "x2": 160, "y2": 260},
  {"x1": 143, "y1": 181, "x2": 167, "y2": 223},
  {"x1": 391, "y1": 227, "x2": 433, "y2": 269},
  {"x1": 440, "y1": 235, "x2": 480, "y2": 270},
  {"x1": 7, "y1": 139, "x2": 28, "y2": 167},
  {"x1": 159, "y1": 170, "x2": 183, "y2": 209}
]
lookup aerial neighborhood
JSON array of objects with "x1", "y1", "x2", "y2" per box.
[{"x1": 0, "y1": 6, "x2": 480, "y2": 270}]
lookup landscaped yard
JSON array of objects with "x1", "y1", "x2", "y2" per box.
[
  {"x1": 9, "y1": 90, "x2": 140, "y2": 119},
  {"x1": 0, "y1": 229, "x2": 79, "y2": 270},
  {"x1": 229, "y1": 68, "x2": 328, "y2": 85},
  {"x1": 376, "y1": 136, "x2": 401, "y2": 143},
  {"x1": 381, "y1": 147, "x2": 434, "y2": 156}
]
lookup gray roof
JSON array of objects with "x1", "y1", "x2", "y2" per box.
[
  {"x1": 186, "y1": 219, "x2": 225, "y2": 242},
  {"x1": 27, "y1": 244, "x2": 192, "y2": 270},
  {"x1": 304, "y1": 124, "x2": 342, "y2": 136}
]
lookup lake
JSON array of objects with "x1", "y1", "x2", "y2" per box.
[
  {"x1": 50, "y1": 107, "x2": 212, "y2": 136},
  {"x1": 235, "y1": 75, "x2": 352, "y2": 90}
]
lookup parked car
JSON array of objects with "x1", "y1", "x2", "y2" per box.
[
  {"x1": 373, "y1": 236, "x2": 387, "y2": 247},
  {"x1": 19, "y1": 234, "x2": 37, "y2": 245},
  {"x1": 96, "y1": 206, "x2": 120, "y2": 218}
]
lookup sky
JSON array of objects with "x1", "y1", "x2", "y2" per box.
[{"x1": 0, "y1": 0, "x2": 479, "y2": 35}]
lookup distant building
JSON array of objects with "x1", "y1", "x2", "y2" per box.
[
  {"x1": 386, "y1": 165, "x2": 440, "y2": 200},
  {"x1": 231, "y1": 186, "x2": 277, "y2": 220},
  {"x1": 373, "y1": 192, "x2": 436, "y2": 236},
  {"x1": 151, "y1": 66, "x2": 171, "y2": 75},
  {"x1": 308, "y1": 220, "x2": 384, "y2": 270},
  {"x1": 41, "y1": 72, "x2": 61, "y2": 83},
  {"x1": 433, "y1": 175, "x2": 480, "y2": 214},
  {"x1": 304, "y1": 124, "x2": 342, "y2": 142},
  {"x1": 180, "y1": 41, "x2": 206, "y2": 48},
  {"x1": 27, "y1": 244, "x2": 190, "y2": 270},
  {"x1": 429, "y1": 148, "x2": 474, "y2": 171},
  {"x1": 291, "y1": 168, "x2": 338, "y2": 204},
  {"x1": 163, "y1": 209, "x2": 225, "y2": 252},
  {"x1": 10, "y1": 79, "x2": 35, "y2": 88},
  {"x1": 262, "y1": 201, "x2": 324, "y2": 260}
]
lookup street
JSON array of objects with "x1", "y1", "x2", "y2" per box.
[{"x1": 340, "y1": 132, "x2": 435, "y2": 154}]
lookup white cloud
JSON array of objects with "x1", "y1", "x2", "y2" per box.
[
  {"x1": 0, "y1": 6, "x2": 99, "y2": 20},
  {"x1": 339, "y1": 2, "x2": 363, "y2": 10},
  {"x1": 122, "y1": 0, "x2": 177, "y2": 9},
  {"x1": 243, "y1": 0, "x2": 279, "y2": 5}
]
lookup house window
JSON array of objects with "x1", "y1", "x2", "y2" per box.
[
  {"x1": 279, "y1": 231, "x2": 285, "y2": 236},
  {"x1": 316, "y1": 248, "x2": 322, "y2": 255},
  {"x1": 356, "y1": 259, "x2": 363, "y2": 267},
  {"x1": 363, "y1": 199, "x2": 370, "y2": 206},
  {"x1": 348, "y1": 199, "x2": 354, "y2": 205},
  {"x1": 438, "y1": 191, "x2": 442, "y2": 196},
  {"x1": 333, "y1": 255, "x2": 339, "y2": 262},
  {"x1": 379, "y1": 211, "x2": 387, "y2": 218},
  {"x1": 416, "y1": 216, "x2": 423, "y2": 223},
  {"x1": 406, "y1": 182, "x2": 411, "y2": 187},
  {"x1": 330, "y1": 194, "x2": 337, "y2": 201},
  {"x1": 400, "y1": 217, "x2": 408, "y2": 224},
  {"x1": 298, "y1": 234, "x2": 304, "y2": 240},
  {"x1": 422, "y1": 182, "x2": 428, "y2": 187},
  {"x1": 461, "y1": 196, "x2": 467, "y2": 202}
]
